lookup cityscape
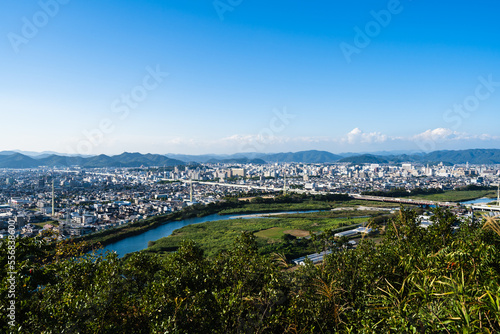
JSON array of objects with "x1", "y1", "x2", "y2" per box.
[
  {"x1": 2, "y1": 153, "x2": 499, "y2": 240},
  {"x1": 2, "y1": 1, "x2": 500, "y2": 332}
]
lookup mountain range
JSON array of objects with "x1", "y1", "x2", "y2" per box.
[
  {"x1": 0, "y1": 152, "x2": 184, "y2": 168},
  {"x1": 0, "y1": 149, "x2": 499, "y2": 168},
  {"x1": 337, "y1": 149, "x2": 500, "y2": 165}
]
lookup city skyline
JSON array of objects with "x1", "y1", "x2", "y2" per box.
[{"x1": 1, "y1": 1, "x2": 500, "y2": 155}]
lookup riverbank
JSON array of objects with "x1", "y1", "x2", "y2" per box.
[
  {"x1": 76, "y1": 202, "x2": 232, "y2": 249},
  {"x1": 217, "y1": 198, "x2": 395, "y2": 215},
  {"x1": 410, "y1": 189, "x2": 497, "y2": 203},
  {"x1": 78, "y1": 194, "x2": 352, "y2": 249},
  {"x1": 145, "y1": 212, "x2": 371, "y2": 258},
  {"x1": 76, "y1": 189, "x2": 492, "y2": 254}
]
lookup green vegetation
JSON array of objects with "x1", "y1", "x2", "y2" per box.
[
  {"x1": 254, "y1": 226, "x2": 291, "y2": 239},
  {"x1": 146, "y1": 212, "x2": 368, "y2": 258},
  {"x1": 219, "y1": 193, "x2": 358, "y2": 215},
  {"x1": 2, "y1": 209, "x2": 500, "y2": 333},
  {"x1": 219, "y1": 199, "x2": 397, "y2": 215},
  {"x1": 73, "y1": 193, "x2": 354, "y2": 249},
  {"x1": 411, "y1": 189, "x2": 497, "y2": 202},
  {"x1": 363, "y1": 187, "x2": 445, "y2": 198},
  {"x1": 218, "y1": 201, "x2": 333, "y2": 214},
  {"x1": 275, "y1": 209, "x2": 391, "y2": 219},
  {"x1": 364, "y1": 186, "x2": 497, "y2": 203},
  {"x1": 346, "y1": 199, "x2": 401, "y2": 207}
]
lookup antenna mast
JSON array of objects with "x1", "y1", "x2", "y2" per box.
[
  {"x1": 52, "y1": 180, "x2": 55, "y2": 217},
  {"x1": 283, "y1": 168, "x2": 287, "y2": 195},
  {"x1": 497, "y1": 183, "x2": 499, "y2": 207},
  {"x1": 190, "y1": 179, "x2": 193, "y2": 203}
]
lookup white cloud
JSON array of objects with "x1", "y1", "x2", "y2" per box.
[
  {"x1": 412, "y1": 128, "x2": 500, "y2": 143},
  {"x1": 58, "y1": 128, "x2": 500, "y2": 155},
  {"x1": 343, "y1": 128, "x2": 388, "y2": 144},
  {"x1": 346, "y1": 128, "x2": 362, "y2": 144},
  {"x1": 412, "y1": 128, "x2": 456, "y2": 142}
]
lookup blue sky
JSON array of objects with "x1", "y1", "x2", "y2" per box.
[{"x1": 1, "y1": 0, "x2": 500, "y2": 155}]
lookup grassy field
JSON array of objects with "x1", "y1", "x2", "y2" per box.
[
  {"x1": 217, "y1": 202, "x2": 333, "y2": 215},
  {"x1": 410, "y1": 189, "x2": 497, "y2": 202},
  {"x1": 274, "y1": 209, "x2": 392, "y2": 219},
  {"x1": 146, "y1": 213, "x2": 370, "y2": 257},
  {"x1": 218, "y1": 199, "x2": 397, "y2": 215},
  {"x1": 218, "y1": 190, "x2": 498, "y2": 214},
  {"x1": 255, "y1": 227, "x2": 311, "y2": 239},
  {"x1": 255, "y1": 227, "x2": 293, "y2": 239},
  {"x1": 341, "y1": 200, "x2": 401, "y2": 208}
]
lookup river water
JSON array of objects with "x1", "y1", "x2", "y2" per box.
[
  {"x1": 97, "y1": 198, "x2": 498, "y2": 258},
  {"x1": 460, "y1": 197, "x2": 497, "y2": 205},
  {"x1": 100, "y1": 210, "x2": 320, "y2": 257}
]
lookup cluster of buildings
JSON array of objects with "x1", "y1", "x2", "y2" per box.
[{"x1": 0, "y1": 161, "x2": 498, "y2": 240}]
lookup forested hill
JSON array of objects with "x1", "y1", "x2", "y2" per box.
[
  {"x1": 1, "y1": 148, "x2": 500, "y2": 168},
  {"x1": 1, "y1": 208, "x2": 500, "y2": 333},
  {"x1": 335, "y1": 149, "x2": 500, "y2": 165},
  {"x1": 0, "y1": 152, "x2": 185, "y2": 168}
]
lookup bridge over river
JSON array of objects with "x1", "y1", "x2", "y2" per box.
[{"x1": 170, "y1": 179, "x2": 459, "y2": 208}]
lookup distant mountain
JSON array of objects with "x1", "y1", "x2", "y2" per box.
[
  {"x1": 164, "y1": 154, "x2": 225, "y2": 163},
  {"x1": 166, "y1": 152, "x2": 266, "y2": 163},
  {"x1": 1, "y1": 149, "x2": 499, "y2": 168},
  {"x1": 206, "y1": 158, "x2": 267, "y2": 165},
  {"x1": 0, "y1": 153, "x2": 39, "y2": 168},
  {"x1": 111, "y1": 152, "x2": 184, "y2": 167},
  {"x1": 0, "y1": 150, "x2": 77, "y2": 157},
  {"x1": 338, "y1": 149, "x2": 500, "y2": 165},
  {"x1": 0, "y1": 152, "x2": 185, "y2": 168},
  {"x1": 83, "y1": 154, "x2": 119, "y2": 168},
  {"x1": 338, "y1": 154, "x2": 389, "y2": 164},
  {"x1": 422, "y1": 149, "x2": 500, "y2": 165},
  {"x1": 112, "y1": 152, "x2": 158, "y2": 166},
  {"x1": 263, "y1": 150, "x2": 342, "y2": 163},
  {"x1": 0, "y1": 151, "x2": 19, "y2": 156},
  {"x1": 363, "y1": 150, "x2": 426, "y2": 157},
  {"x1": 165, "y1": 150, "x2": 341, "y2": 164},
  {"x1": 21, "y1": 150, "x2": 66, "y2": 157},
  {"x1": 385, "y1": 154, "x2": 419, "y2": 164},
  {"x1": 38, "y1": 155, "x2": 86, "y2": 166}
]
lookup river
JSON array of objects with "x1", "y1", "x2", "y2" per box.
[
  {"x1": 100, "y1": 210, "x2": 320, "y2": 258},
  {"x1": 460, "y1": 197, "x2": 497, "y2": 205},
  {"x1": 97, "y1": 198, "x2": 498, "y2": 258}
]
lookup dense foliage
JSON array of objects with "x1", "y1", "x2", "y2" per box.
[
  {"x1": 458, "y1": 184, "x2": 497, "y2": 191},
  {"x1": 1, "y1": 208, "x2": 500, "y2": 333},
  {"x1": 362, "y1": 187, "x2": 444, "y2": 198},
  {"x1": 362, "y1": 187, "x2": 497, "y2": 203}
]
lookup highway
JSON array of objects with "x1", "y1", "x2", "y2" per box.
[{"x1": 176, "y1": 179, "x2": 459, "y2": 207}]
